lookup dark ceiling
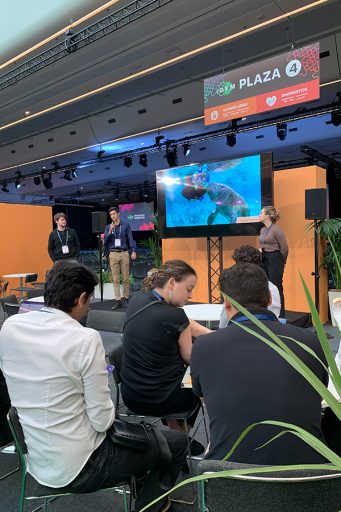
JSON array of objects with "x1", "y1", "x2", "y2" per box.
[{"x1": 0, "y1": 0, "x2": 340, "y2": 207}]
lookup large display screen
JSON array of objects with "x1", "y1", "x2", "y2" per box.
[
  {"x1": 119, "y1": 202, "x2": 154, "y2": 231},
  {"x1": 157, "y1": 153, "x2": 272, "y2": 238}
]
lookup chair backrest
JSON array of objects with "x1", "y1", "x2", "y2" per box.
[
  {"x1": 86, "y1": 309, "x2": 125, "y2": 333},
  {"x1": 26, "y1": 289, "x2": 44, "y2": 299},
  {"x1": 0, "y1": 295, "x2": 19, "y2": 322},
  {"x1": 25, "y1": 273, "x2": 38, "y2": 284},
  {"x1": 2, "y1": 282, "x2": 9, "y2": 295},
  {"x1": 197, "y1": 460, "x2": 341, "y2": 512},
  {"x1": 4, "y1": 303, "x2": 20, "y2": 317},
  {"x1": 8, "y1": 407, "x2": 28, "y2": 455},
  {"x1": 132, "y1": 261, "x2": 149, "y2": 279}
]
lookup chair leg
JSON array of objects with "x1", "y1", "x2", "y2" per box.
[{"x1": 170, "y1": 419, "x2": 196, "y2": 506}]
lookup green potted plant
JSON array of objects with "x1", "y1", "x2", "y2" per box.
[
  {"x1": 140, "y1": 213, "x2": 162, "y2": 269},
  {"x1": 308, "y1": 218, "x2": 341, "y2": 325}
]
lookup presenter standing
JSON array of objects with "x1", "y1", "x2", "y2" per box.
[
  {"x1": 48, "y1": 212, "x2": 80, "y2": 262},
  {"x1": 259, "y1": 206, "x2": 288, "y2": 318},
  {"x1": 104, "y1": 207, "x2": 137, "y2": 310}
]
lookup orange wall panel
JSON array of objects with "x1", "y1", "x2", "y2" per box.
[
  {"x1": 0, "y1": 204, "x2": 53, "y2": 292},
  {"x1": 162, "y1": 165, "x2": 328, "y2": 320}
]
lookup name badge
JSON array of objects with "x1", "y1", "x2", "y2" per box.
[
  {"x1": 62, "y1": 245, "x2": 70, "y2": 254},
  {"x1": 115, "y1": 239, "x2": 121, "y2": 248}
]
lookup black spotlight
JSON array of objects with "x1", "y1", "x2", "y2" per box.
[
  {"x1": 139, "y1": 153, "x2": 148, "y2": 167},
  {"x1": 165, "y1": 147, "x2": 178, "y2": 168},
  {"x1": 226, "y1": 133, "x2": 236, "y2": 147},
  {"x1": 14, "y1": 171, "x2": 22, "y2": 189},
  {"x1": 276, "y1": 123, "x2": 287, "y2": 141},
  {"x1": 331, "y1": 111, "x2": 341, "y2": 127},
  {"x1": 97, "y1": 149, "x2": 105, "y2": 159},
  {"x1": 124, "y1": 156, "x2": 132, "y2": 168},
  {"x1": 63, "y1": 170, "x2": 72, "y2": 181},
  {"x1": 71, "y1": 168, "x2": 78, "y2": 178},
  {"x1": 155, "y1": 135, "x2": 164, "y2": 147},
  {"x1": 183, "y1": 143, "x2": 191, "y2": 156},
  {"x1": 42, "y1": 172, "x2": 53, "y2": 190},
  {"x1": 1, "y1": 183, "x2": 9, "y2": 193},
  {"x1": 33, "y1": 176, "x2": 41, "y2": 185}
]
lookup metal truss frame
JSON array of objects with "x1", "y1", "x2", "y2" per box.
[
  {"x1": 207, "y1": 237, "x2": 223, "y2": 304},
  {"x1": 0, "y1": 0, "x2": 174, "y2": 91}
]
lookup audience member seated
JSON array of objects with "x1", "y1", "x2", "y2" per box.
[
  {"x1": 120, "y1": 260, "x2": 211, "y2": 449},
  {"x1": 0, "y1": 260, "x2": 186, "y2": 512},
  {"x1": 219, "y1": 245, "x2": 281, "y2": 328},
  {"x1": 191, "y1": 263, "x2": 328, "y2": 465}
]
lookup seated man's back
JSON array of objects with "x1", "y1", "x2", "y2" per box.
[
  {"x1": 191, "y1": 263, "x2": 328, "y2": 465},
  {"x1": 0, "y1": 307, "x2": 113, "y2": 486}
]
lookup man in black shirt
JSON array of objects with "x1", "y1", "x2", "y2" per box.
[
  {"x1": 48, "y1": 213, "x2": 81, "y2": 262},
  {"x1": 191, "y1": 263, "x2": 328, "y2": 465},
  {"x1": 104, "y1": 207, "x2": 137, "y2": 309}
]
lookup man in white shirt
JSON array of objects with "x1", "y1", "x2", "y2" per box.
[
  {"x1": 0, "y1": 260, "x2": 186, "y2": 512},
  {"x1": 219, "y1": 245, "x2": 281, "y2": 328}
]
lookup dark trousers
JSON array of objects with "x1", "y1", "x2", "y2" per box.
[
  {"x1": 0, "y1": 370, "x2": 12, "y2": 446},
  {"x1": 69, "y1": 428, "x2": 187, "y2": 512},
  {"x1": 262, "y1": 250, "x2": 285, "y2": 318}
]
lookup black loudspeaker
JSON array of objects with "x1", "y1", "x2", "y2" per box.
[
  {"x1": 92, "y1": 211, "x2": 107, "y2": 233},
  {"x1": 305, "y1": 188, "x2": 327, "y2": 220}
]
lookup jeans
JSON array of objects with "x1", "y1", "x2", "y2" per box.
[{"x1": 69, "y1": 427, "x2": 187, "y2": 512}]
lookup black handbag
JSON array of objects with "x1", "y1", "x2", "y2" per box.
[{"x1": 107, "y1": 419, "x2": 151, "y2": 451}]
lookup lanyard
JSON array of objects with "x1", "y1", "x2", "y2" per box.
[
  {"x1": 151, "y1": 289, "x2": 165, "y2": 301},
  {"x1": 57, "y1": 229, "x2": 68, "y2": 246},
  {"x1": 260, "y1": 224, "x2": 272, "y2": 246},
  {"x1": 233, "y1": 313, "x2": 277, "y2": 323},
  {"x1": 113, "y1": 224, "x2": 121, "y2": 239}
]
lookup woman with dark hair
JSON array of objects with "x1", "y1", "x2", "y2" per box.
[
  {"x1": 259, "y1": 206, "x2": 288, "y2": 318},
  {"x1": 120, "y1": 260, "x2": 211, "y2": 450}
]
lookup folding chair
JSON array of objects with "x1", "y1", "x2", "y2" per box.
[
  {"x1": 11, "y1": 273, "x2": 38, "y2": 295},
  {"x1": 7, "y1": 407, "x2": 131, "y2": 512},
  {"x1": 4, "y1": 303, "x2": 20, "y2": 317}
]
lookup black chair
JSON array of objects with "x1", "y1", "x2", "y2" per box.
[
  {"x1": 0, "y1": 295, "x2": 19, "y2": 323},
  {"x1": 109, "y1": 344, "x2": 208, "y2": 504},
  {"x1": 0, "y1": 281, "x2": 9, "y2": 296},
  {"x1": 4, "y1": 303, "x2": 20, "y2": 317},
  {"x1": 86, "y1": 310, "x2": 125, "y2": 356},
  {"x1": 25, "y1": 288, "x2": 45, "y2": 300},
  {"x1": 7, "y1": 407, "x2": 131, "y2": 512},
  {"x1": 197, "y1": 460, "x2": 341, "y2": 512},
  {"x1": 11, "y1": 273, "x2": 38, "y2": 294}
]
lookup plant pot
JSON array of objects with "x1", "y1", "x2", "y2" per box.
[{"x1": 328, "y1": 289, "x2": 341, "y2": 326}]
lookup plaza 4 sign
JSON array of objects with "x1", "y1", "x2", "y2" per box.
[{"x1": 204, "y1": 43, "x2": 320, "y2": 125}]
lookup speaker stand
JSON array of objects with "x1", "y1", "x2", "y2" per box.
[
  {"x1": 97, "y1": 233, "x2": 104, "y2": 302},
  {"x1": 311, "y1": 220, "x2": 320, "y2": 313}
]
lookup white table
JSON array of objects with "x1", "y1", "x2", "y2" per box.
[
  {"x1": 182, "y1": 303, "x2": 222, "y2": 326},
  {"x1": 3, "y1": 273, "x2": 36, "y2": 287}
]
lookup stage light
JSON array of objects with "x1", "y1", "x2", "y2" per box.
[
  {"x1": 155, "y1": 135, "x2": 164, "y2": 146},
  {"x1": 331, "y1": 111, "x2": 341, "y2": 127},
  {"x1": 63, "y1": 170, "x2": 72, "y2": 181},
  {"x1": 226, "y1": 133, "x2": 236, "y2": 147},
  {"x1": 33, "y1": 176, "x2": 41, "y2": 185},
  {"x1": 139, "y1": 153, "x2": 148, "y2": 167},
  {"x1": 165, "y1": 147, "x2": 178, "y2": 168},
  {"x1": 71, "y1": 168, "x2": 78, "y2": 178},
  {"x1": 14, "y1": 171, "x2": 22, "y2": 189},
  {"x1": 183, "y1": 143, "x2": 191, "y2": 156},
  {"x1": 42, "y1": 172, "x2": 53, "y2": 189},
  {"x1": 114, "y1": 187, "x2": 119, "y2": 200},
  {"x1": 276, "y1": 123, "x2": 287, "y2": 141},
  {"x1": 97, "y1": 149, "x2": 105, "y2": 159},
  {"x1": 124, "y1": 156, "x2": 132, "y2": 167},
  {"x1": 1, "y1": 183, "x2": 9, "y2": 193}
]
